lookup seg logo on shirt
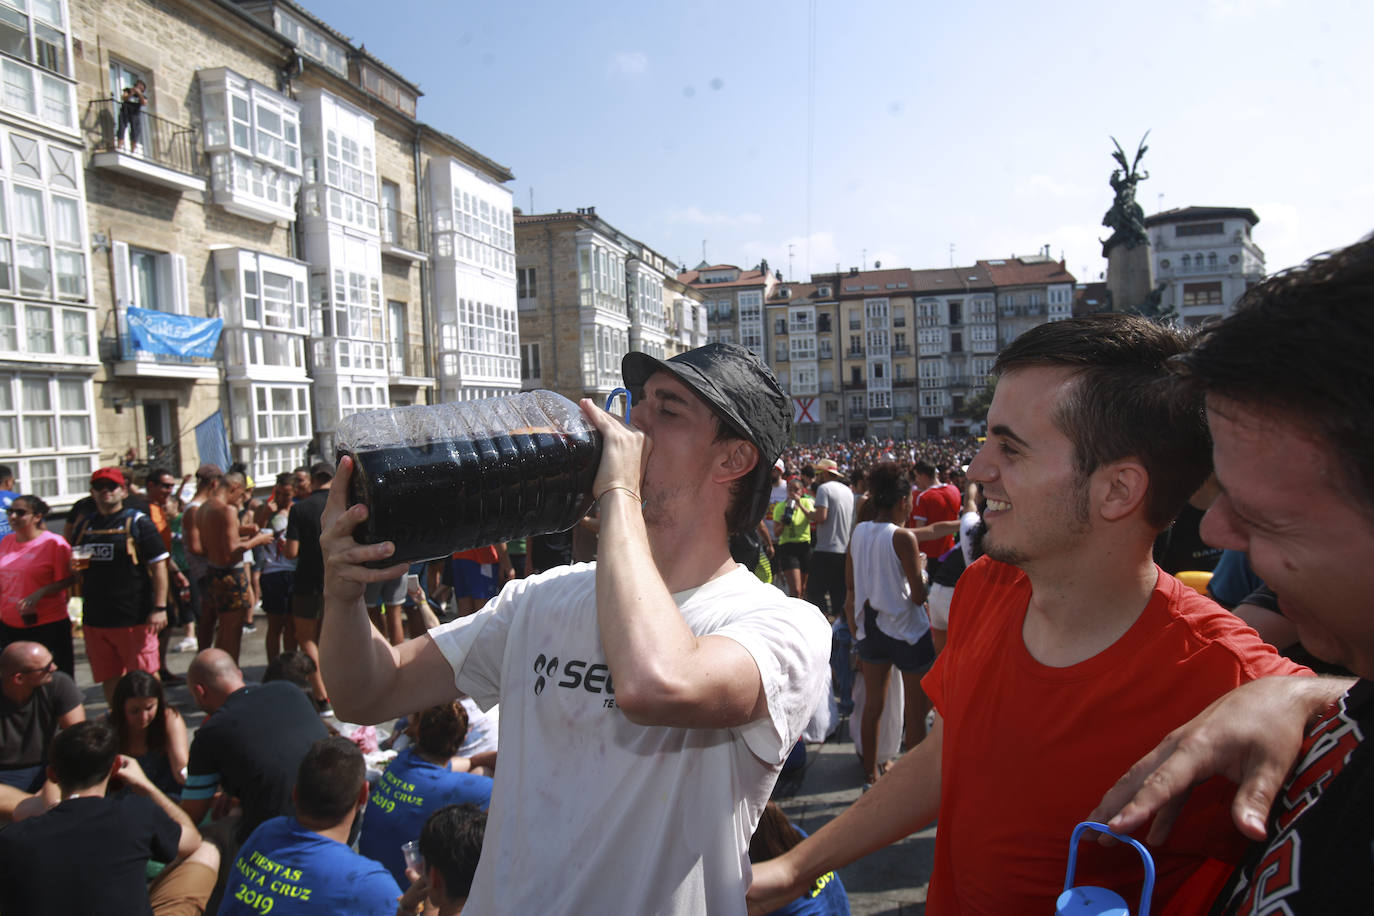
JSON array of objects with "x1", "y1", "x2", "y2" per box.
[
  {"x1": 91, "y1": 543, "x2": 114, "y2": 561},
  {"x1": 532, "y1": 653, "x2": 616, "y2": 708}
]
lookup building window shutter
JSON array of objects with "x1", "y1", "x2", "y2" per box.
[
  {"x1": 111, "y1": 240, "x2": 132, "y2": 307},
  {"x1": 171, "y1": 253, "x2": 188, "y2": 315}
]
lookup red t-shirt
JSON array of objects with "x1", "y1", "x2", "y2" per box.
[
  {"x1": 0, "y1": 530, "x2": 72, "y2": 626},
  {"x1": 453, "y1": 545, "x2": 500, "y2": 565},
  {"x1": 921, "y1": 558, "x2": 1308, "y2": 915},
  {"x1": 908, "y1": 483, "x2": 961, "y2": 557}
]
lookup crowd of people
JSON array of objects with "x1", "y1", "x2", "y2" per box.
[{"x1": 0, "y1": 232, "x2": 1370, "y2": 914}]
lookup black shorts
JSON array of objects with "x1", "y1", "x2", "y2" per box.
[
  {"x1": 260, "y1": 570, "x2": 294, "y2": 616},
  {"x1": 775, "y1": 541, "x2": 811, "y2": 573},
  {"x1": 291, "y1": 592, "x2": 323, "y2": 621},
  {"x1": 857, "y1": 602, "x2": 935, "y2": 673}
]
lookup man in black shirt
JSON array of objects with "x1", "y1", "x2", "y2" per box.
[
  {"x1": 0, "y1": 720, "x2": 217, "y2": 914},
  {"x1": 284, "y1": 462, "x2": 331, "y2": 709},
  {"x1": 181, "y1": 648, "x2": 327, "y2": 843},
  {"x1": 70, "y1": 467, "x2": 169, "y2": 704},
  {"x1": 0, "y1": 641, "x2": 83, "y2": 815}
]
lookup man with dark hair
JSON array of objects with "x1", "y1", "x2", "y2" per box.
[
  {"x1": 359, "y1": 700, "x2": 493, "y2": 885},
  {"x1": 749, "y1": 313, "x2": 1307, "y2": 915},
  {"x1": 70, "y1": 466, "x2": 170, "y2": 704},
  {"x1": 197, "y1": 471, "x2": 274, "y2": 664},
  {"x1": 262, "y1": 648, "x2": 316, "y2": 692},
  {"x1": 0, "y1": 641, "x2": 82, "y2": 815},
  {"x1": 220, "y1": 736, "x2": 400, "y2": 915},
  {"x1": 409, "y1": 804, "x2": 488, "y2": 915},
  {"x1": 320, "y1": 343, "x2": 829, "y2": 913},
  {"x1": 283, "y1": 462, "x2": 333, "y2": 710},
  {"x1": 181, "y1": 649, "x2": 327, "y2": 843},
  {"x1": 0, "y1": 720, "x2": 218, "y2": 914},
  {"x1": 1095, "y1": 236, "x2": 1374, "y2": 915},
  {"x1": 906, "y1": 460, "x2": 960, "y2": 559}
]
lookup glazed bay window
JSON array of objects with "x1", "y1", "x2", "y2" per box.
[
  {"x1": 0, "y1": 300, "x2": 88, "y2": 358},
  {"x1": 0, "y1": 373, "x2": 93, "y2": 484},
  {"x1": 2, "y1": 134, "x2": 85, "y2": 300},
  {"x1": 200, "y1": 68, "x2": 302, "y2": 222},
  {"x1": 0, "y1": 0, "x2": 73, "y2": 132},
  {"x1": 256, "y1": 385, "x2": 310, "y2": 440}
]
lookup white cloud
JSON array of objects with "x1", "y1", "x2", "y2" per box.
[
  {"x1": 608, "y1": 51, "x2": 648, "y2": 77},
  {"x1": 1014, "y1": 174, "x2": 1076, "y2": 199},
  {"x1": 666, "y1": 206, "x2": 763, "y2": 227}
]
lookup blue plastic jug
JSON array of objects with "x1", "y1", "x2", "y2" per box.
[{"x1": 1055, "y1": 821, "x2": 1156, "y2": 916}]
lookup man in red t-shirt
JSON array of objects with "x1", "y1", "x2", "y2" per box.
[
  {"x1": 907, "y1": 461, "x2": 960, "y2": 558},
  {"x1": 748, "y1": 314, "x2": 1309, "y2": 916}
]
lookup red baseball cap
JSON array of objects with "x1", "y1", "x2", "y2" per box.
[{"x1": 90, "y1": 466, "x2": 126, "y2": 488}]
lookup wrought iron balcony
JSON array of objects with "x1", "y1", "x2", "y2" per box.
[{"x1": 86, "y1": 99, "x2": 205, "y2": 192}]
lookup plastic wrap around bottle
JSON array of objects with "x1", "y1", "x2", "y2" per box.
[{"x1": 337, "y1": 390, "x2": 603, "y2": 567}]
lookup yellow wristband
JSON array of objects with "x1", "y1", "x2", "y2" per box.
[{"x1": 595, "y1": 485, "x2": 641, "y2": 503}]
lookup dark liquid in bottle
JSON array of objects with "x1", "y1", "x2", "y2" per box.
[{"x1": 345, "y1": 429, "x2": 602, "y2": 567}]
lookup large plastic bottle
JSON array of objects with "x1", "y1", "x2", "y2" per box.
[{"x1": 336, "y1": 391, "x2": 603, "y2": 566}]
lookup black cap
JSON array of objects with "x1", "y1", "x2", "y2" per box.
[{"x1": 623, "y1": 343, "x2": 791, "y2": 528}]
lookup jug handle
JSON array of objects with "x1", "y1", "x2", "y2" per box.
[
  {"x1": 605, "y1": 387, "x2": 633, "y2": 423},
  {"x1": 1063, "y1": 821, "x2": 1156, "y2": 916}
]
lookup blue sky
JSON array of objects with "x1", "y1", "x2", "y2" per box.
[{"x1": 321, "y1": 0, "x2": 1372, "y2": 284}]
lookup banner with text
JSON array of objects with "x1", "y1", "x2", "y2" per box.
[{"x1": 127, "y1": 306, "x2": 223, "y2": 359}]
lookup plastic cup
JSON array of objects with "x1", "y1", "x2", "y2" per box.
[
  {"x1": 401, "y1": 838, "x2": 423, "y2": 873},
  {"x1": 71, "y1": 545, "x2": 94, "y2": 571}
]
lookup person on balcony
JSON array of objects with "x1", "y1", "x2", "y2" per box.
[{"x1": 116, "y1": 80, "x2": 147, "y2": 153}]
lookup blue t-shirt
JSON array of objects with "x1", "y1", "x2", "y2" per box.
[
  {"x1": 0, "y1": 489, "x2": 17, "y2": 537},
  {"x1": 765, "y1": 827, "x2": 850, "y2": 916},
  {"x1": 220, "y1": 816, "x2": 401, "y2": 916},
  {"x1": 358, "y1": 746, "x2": 493, "y2": 885}
]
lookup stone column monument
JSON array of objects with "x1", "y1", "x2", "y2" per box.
[{"x1": 1100, "y1": 134, "x2": 1159, "y2": 314}]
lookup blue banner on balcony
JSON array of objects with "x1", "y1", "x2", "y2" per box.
[{"x1": 126, "y1": 306, "x2": 223, "y2": 358}]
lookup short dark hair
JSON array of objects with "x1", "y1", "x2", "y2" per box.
[
  {"x1": 867, "y1": 461, "x2": 910, "y2": 511},
  {"x1": 913, "y1": 460, "x2": 936, "y2": 478},
  {"x1": 310, "y1": 461, "x2": 334, "y2": 485},
  {"x1": 275, "y1": 471, "x2": 294, "y2": 487},
  {"x1": 50, "y1": 721, "x2": 118, "y2": 792},
  {"x1": 1173, "y1": 235, "x2": 1374, "y2": 514},
  {"x1": 0, "y1": 464, "x2": 14, "y2": 481},
  {"x1": 416, "y1": 702, "x2": 469, "y2": 760},
  {"x1": 294, "y1": 737, "x2": 365, "y2": 823},
  {"x1": 993, "y1": 313, "x2": 1211, "y2": 531},
  {"x1": 420, "y1": 804, "x2": 487, "y2": 901},
  {"x1": 264, "y1": 650, "x2": 316, "y2": 691}
]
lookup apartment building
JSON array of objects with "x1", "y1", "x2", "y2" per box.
[
  {"x1": 512, "y1": 207, "x2": 676, "y2": 403},
  {"x1": 912, "y1": 264, "x2": 998, "y2": 438},
  {"x1": 0, "y1": 0, "x2": 94, "y2": 505},
  {"x1": 1144, "y1": 206, "x2": 1264, "y2": 326},
  {"x1": 46, "y1": 0, "x2": 514, "y2": 492},
  {"x1": 682, "y1": 261, "x2": 776, "y2": 361}
]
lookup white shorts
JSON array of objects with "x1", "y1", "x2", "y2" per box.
[{"x1": 927, "y1": 582, "x2": 955, "y2": 630}]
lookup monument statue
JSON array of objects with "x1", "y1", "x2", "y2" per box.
[{"x1": 1101, "y1": 133, "x2": 1151, "y2": 256}]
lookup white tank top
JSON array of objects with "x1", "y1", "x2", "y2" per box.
[{"x1": 849, "y1": 520, "x2": 929, "y2": 644}]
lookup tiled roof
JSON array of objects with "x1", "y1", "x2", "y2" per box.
[
  {"x1": 977, "y1": 257, "x2": 1075, "y2": 287},
  {"x1": 908, "y1": 264, "x2": 996, "y2": 294},
  {"x1": 680, "y1": 268, "x2": 771, "y2": 289},
  {"x1": 766, "y1": 282, "x2": 823, "y2": 303},
  {"x1": 1144, "y1": 206, "x2": 1259, "y2": 228}
]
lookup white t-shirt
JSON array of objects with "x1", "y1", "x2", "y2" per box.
[
  {"x1": 958, "y1": 510, "x2": 981, "y2": 567},
  {"x1": 812, "y1": 479, "x2": 855, "y2": 553},
  {"x1": 429, "y1": 562, "x2": 830, "y2": 915}
]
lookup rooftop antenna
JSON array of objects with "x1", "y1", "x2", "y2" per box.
[
  {"x1": 701, "y1": 240, "x2": 707, "y2": 264},
  {"x1": 949, "y1": 243, "x2": 955, "y2": 268},
  {"x1": 529, "y1": 188, "x2": 534, "y2": 214},
  {"x1": 788, "y1": 243, "x2": 795, "y2": 280},
  {"x1": 862, "y1": 248, "x2": 867, "y2": 271},
  {"x1": 1157, "y1": 192, "x2": 1164, "y2": 214}
]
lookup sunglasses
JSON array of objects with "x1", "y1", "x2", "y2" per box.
[
  {"x1": 20, "y1": 660, "x2": 55, "y2": 674},
  {"x1": 149, "y1": 479, "x2": 174, "y2": 488},
  {"x1": 91, "y1": 480, "x2": 121, "y2": 492},
  {"x1": 5, "y1": 507, "x2": 27, "y2": 517}
]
